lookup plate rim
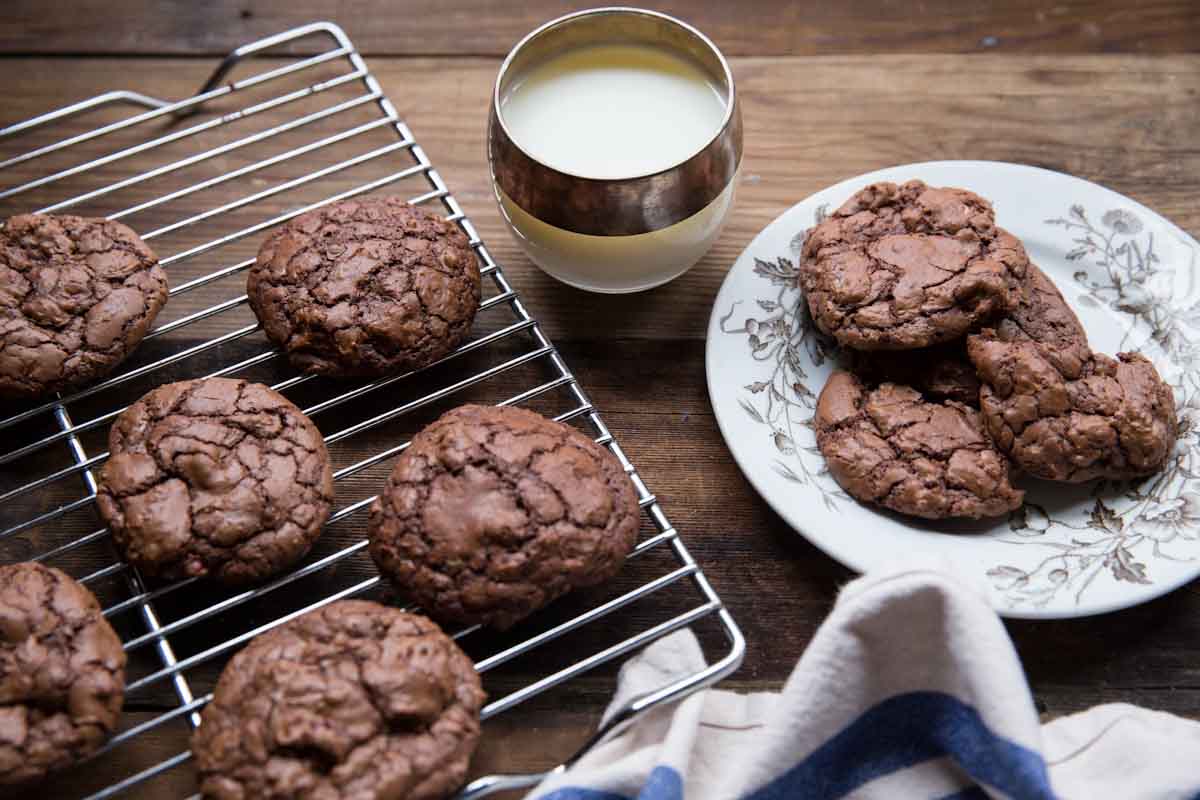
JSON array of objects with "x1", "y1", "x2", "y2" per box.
[{"x1": 705, "y1": 159, "x2": 1200, "y2": 620}]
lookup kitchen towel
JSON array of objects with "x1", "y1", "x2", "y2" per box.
[{"x1": 527, "y1": 558, "x2": 1200, "y2": 800}]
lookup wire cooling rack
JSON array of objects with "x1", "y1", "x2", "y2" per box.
[{"x1": 0, "y1": 21, "x2": 744, "y2": 799}]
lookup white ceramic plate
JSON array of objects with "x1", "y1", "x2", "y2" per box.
[{"x1": 706, "y1": 161, "x2": 1200, "y2": 619}]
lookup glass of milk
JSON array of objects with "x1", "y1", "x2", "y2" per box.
[{"x1": 489, "y1": 7, "x2": 742, "y2": 293}]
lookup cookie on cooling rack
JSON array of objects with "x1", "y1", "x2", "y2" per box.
[
  {"x1": 0, "y1": 213, "x2": 168, "y2": 399},
  {"x1": 95, "y1": 377, "x2": 334, "y2": 585},
  {"x1": 0, "y1": 562, "x2": 126, "y2": 786},
  {"x1": 192, "y1": 600, "x2": 483, "y2": 800},
  {"x1": 799, "y1": 180, "x2": 1028, "y2": 351},
  {"x1": 368, "y1": 404, "x2": 641, "y2": 630},
  {"x1": 246, "y1": 197, "x2": 481, "y2": 378},
  {"x1": 814, "y1": 370, "x2": 1024, "y2": 520}
]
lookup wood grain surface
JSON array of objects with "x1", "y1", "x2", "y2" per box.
[
  {"x1": 2, "y1": 4, "x2": 1200, "y2": 798},
  {"x1": 2, "y1": 0, "x2": 1199, "y2": 56}
]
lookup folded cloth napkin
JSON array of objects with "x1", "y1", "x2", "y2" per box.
[{"x1": 527, "y1": 558, "x2": 1200, "y2": 800}]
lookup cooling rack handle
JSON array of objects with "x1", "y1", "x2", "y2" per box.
[
  {"x1": 0, "y1": 20, "x2": 359, "y2": 138},
  {"x1": 459, "y1": 771, "x2": 557, "y2": 799},
  {"x1": 179, "y1": 21, "x2": 357, "y2": 118},
  {"x1": 458, "y1": 608, "x2": 746, "y2": 798},
  {"x1": 0, "y1": 91, "x2": 169, "y2": 139}
]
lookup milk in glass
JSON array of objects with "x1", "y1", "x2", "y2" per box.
[{"x1": 496, "y1": 44, "x2": 733, "y2": 293}]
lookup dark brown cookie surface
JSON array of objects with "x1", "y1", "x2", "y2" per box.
[
  {"x1": 969, "y1": 331, "x2": 1178, "y2": 482},
  {"x1": 0, "y1": 213, "x2": 168, "y2": 399},
  {"x1": 0, "y1": 562, "x2": 126, "y2": 786},
  {"x1": 96, "y1": 377, "x2": 334, "y2": 584},
  {"x1": 192, "y1": 600, "x2": 483, "y2": 800},
  {"x1": 368, "y1": 405, "x2": 640, "y2": 630},
  {"x1": 815, "y1": 371, "x2": 1024, "y2": 519},
  {"x1": 993, "y1": 261, "x2": 1091, "y2": 379},
  {"x1": 845, "y1": 341, "x2": 981, "y2": 406},
  {"x1": 247, "y1": 197, "x2": 481, "y2": 377},
  {"x1": 799, "y1": 180, "x2": 1028, "y2": 351}
]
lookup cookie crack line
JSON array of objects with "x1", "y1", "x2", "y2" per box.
[
  {"x1": 968, "y1": 330, "x2": 1178, "y2": 482},
  {"x1": 368, "y1": 405, "x2": 639, "y2": 629},
  {"x1": 96, "y1": 377, "x2": 334, "y2": 584},
  {"x1": 844, "y1": 239, "x2": 985, "y2": 313},
  {"x1": 191, "y1": 601, "x2": 484, "y2": 800},
  {"x1": 247, "y1": 196, "x2": 481, "y2": 379},
  {"x1": 394, "y1": 421, "x2": 606, "y2": 536},
  {"x1": 0, "y1": 213, "x2": 169, "y2": 399},
  {"x1": 815, "y1": 371, "x2": 1024, "y2": 520},
  {"x1": 0, "y1": 563, "x2": 126, "y2": 787},
  {"x1": 799, "y1": 180, "x2": 1026, "y2": 350}
]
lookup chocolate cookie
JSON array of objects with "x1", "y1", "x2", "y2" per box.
[
  {"x1": 844, "y1": 341, "x2": 981, "y2": 406},
  {"x1": 192, "y1": 600, "x2": 484, "y2": 800},
  {"x1": 968, "y1": 331, "x2": 1178, "y2": 482},
  {"x1": 96, "y1": 377, "x2": 334, "y2": 584},
  {"x1": 815, "y1": 371, "x2": 1024, "y2": 519},
  {"x1": 0, "y1": 562, "x2": 126, "y2": 786},
  {"x1": 0, "y1": 213, "x2": 168, "y2": 399},
  {"x1": 993, "y1": 261, "x2": 1091, "y2": 379},
  {"x1": 799, "y1": 180, "x2": 1028, "y2": 350},
  {"x1": 247, "y1": 197, "x2": 481, "y2": 377},
  {"x1": 368, "y1": 405, "x2": 640, "y2": 630}
]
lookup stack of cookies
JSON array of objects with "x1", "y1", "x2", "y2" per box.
[
  {"x1": 1, "y1": 197, "x2": 643, "y2": 798},
  {"x1": 802, "y1": 180, "x2": 1178, "y2": 521}
]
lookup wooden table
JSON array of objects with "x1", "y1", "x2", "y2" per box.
[{"x1": 2, "y1": 2, "x2": 1199, "y2": 797}]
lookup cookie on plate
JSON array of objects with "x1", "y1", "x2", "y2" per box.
[
  {"x1": 992, "y1": 260, "x2": 1091, "y2": 380},
  {"x1": 799, "y1": 180, "x2": 1028, "y2": 351},
  {"x1": 0, "y1": 213, "x2": 167, "y2": 399},
  {"x1": 0, "y1": 562, "x2": 126, "y2": 786},
  {"x1": 844, "y1": 341, "x2": 981, "y2": 406},
  {"x1": 368, "y1": 405, "x2": 640, "y2": 629},
  {"x1": 96, "y1": 377, "x2": 334, "y2": 584},
  {"x1": 247, "y1": 197, "x2": 481, "y2": 378},
  {"x1": 968, "y1": 330, "x2": 1177, "y2": 482},
  {"x1": 815, "y1": 370, "x2": 1024, "y2": 519},
  {"x1": 192, "y1": 600, "x2": 484, "y2": 800}
]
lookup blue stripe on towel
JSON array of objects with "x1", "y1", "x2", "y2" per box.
[
  {"x1": 639, "y1": 765, "x2": 684, "y2": 800},
  {"x1": 743, "y1": 691, "x2": 1055, "y2": 800},
  {"x1": 537, "y1": 765, "x2": 684, "y2": 800},
  {"x1": 535, "y1": 693, "x2": 1052, "y2": 800}
]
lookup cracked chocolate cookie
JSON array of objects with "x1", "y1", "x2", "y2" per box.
[
  {"x1": 96, "y1": 377, "x2": 334, "y2": 585},
  {"x1": 247, "y1": 197, "x2": 481, "y2": 378},
  {"x1": 844, "y1": 341, "x2": 981, "y2": 406},
  {"x1": 0, "y1": 562, "x2": 126, "y2": 786},
  {"x1": 968, "y1": 331, "x2": 1177, "y2": 482},
  {"x1": 799, "y1": 180, "x2": 1028, "y2": 350},
  {"x1": 993, "y1": 261, "x2": 1091, "y2": 380},
  {"x1": 192, "y1": 600, "x2": 484, "y2": 800},
  {"x1": 0, "y1": 213, "x2": 168, "y2": 399},
  {"x1": 368, "y1": 405, "x2": 640, "y2": 630},
  {"x1": 815, "y1": 371, "x2": 1024, "y2": 519}
]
